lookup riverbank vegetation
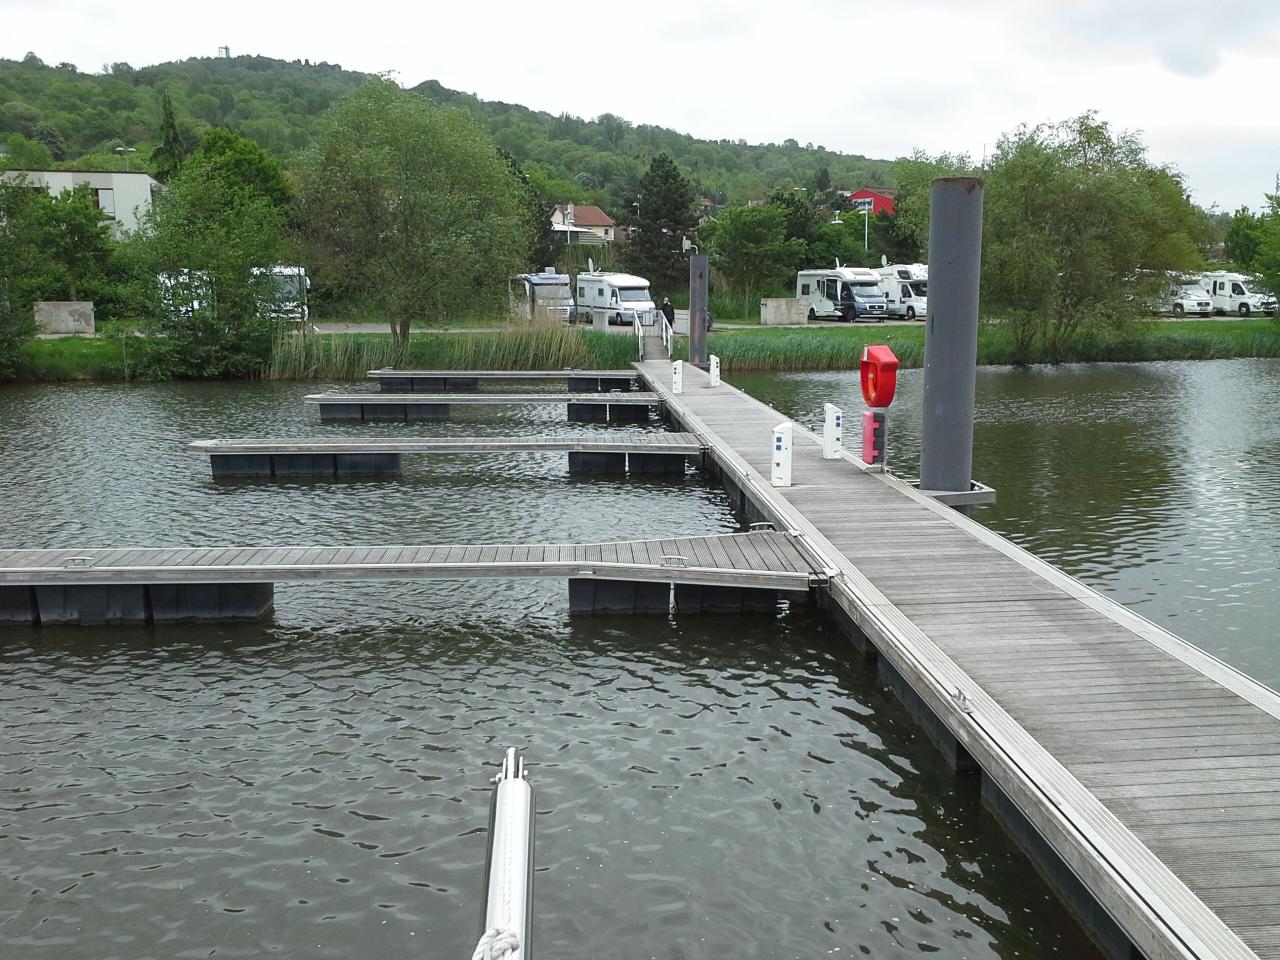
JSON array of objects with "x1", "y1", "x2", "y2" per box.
[{"x1": 18, "y1": 318, "x2": 1280, "y2": 382}]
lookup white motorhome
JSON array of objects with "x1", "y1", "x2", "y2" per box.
[
  {"x1": 1199, "y1": 271, "x2": 1277, "y2": 316},
  {"x1": 254, "y1": 265, "x2": 311, "y2": 324},
  {"x1": 795, "y1": 264, "x2": 888, "y2": 322},
  {"x1": 1152, "y1": 277, "x2": 1212, "y2": 317},
  {"x1": 510, "y1": 267, "x2": 574, "y2": 321},
  {"x1": 878, "y1": 263, "x2": 928, "y2": 320},
  {"x1": 573, "y1": 261, "x2": 657, "y2": 326}
]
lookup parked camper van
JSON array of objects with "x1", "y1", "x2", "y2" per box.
[
  {"x1": 1153, "y1": 277, "x2": 1212, "y2": 317},
  {"x1": 254, "y1": 265, "x2": 311, "y2": 324},
  {"x1": 574, "y1": 261, "x2": 657, "y2": 326},
  {"x1": 510, "y1": 268, "x2": 573, "y2": 321},
  {"x1": 1199, "y1": 271, "x2": 1277, "y2": 316},
  {"x1": 878, "y1": 263, "x2": 928, "y2": 320},
  {"x1": 795, "y1": 264, "x2": 888, "y2": 322}
]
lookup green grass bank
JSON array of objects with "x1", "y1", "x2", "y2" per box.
[{"x1": 10, "y1": 318, "x2": 1280, "y2": 382}]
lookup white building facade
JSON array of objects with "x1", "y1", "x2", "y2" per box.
[{"x1": 1, "y1": 170, "x2": 160, "y2": 236}]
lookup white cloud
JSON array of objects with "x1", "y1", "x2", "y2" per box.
[{"x1": 2, "y1": 0, "x2": 1278, "y2": 209}]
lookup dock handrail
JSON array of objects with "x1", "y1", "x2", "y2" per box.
[
  {"x1": 477, "y1": 748, "x2": 533, "y2": 960},
  {"x1": 634, "y1": 309, "x2": 644, "y2": 359},
  {"x1": 661, "y1": 316, "x2": 674, "y2": 357}
]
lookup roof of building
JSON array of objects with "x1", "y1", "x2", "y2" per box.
[
  {"x1": 555, "y1": 203, "x2": 615, "y2": 227},
  {"x1": 845, "y1": 187, "x2": 898, "y2": 199},
  {"x1": 0, "y1": 168, "x2": 158, "y2": 179}
]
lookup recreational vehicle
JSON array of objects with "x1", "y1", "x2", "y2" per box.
[
  {"x1": 510, "y1": 268, "x2": 574, "y2": 321},
  {"x1": 1198, "y1": 271, "x2": 1277, "y2": 316},
  {"x1": 878, "y1": 263, "x2": 928, "y2": 320},
  {"x1": 573, "y1": 262, "x2": 657, "y2": 326},
  {"x1": 1152, "y1": 277, "x2": 1212, "y2": 317},
  {"x1": 795, "y1": 264, "x2": 888, "y2": 322}
]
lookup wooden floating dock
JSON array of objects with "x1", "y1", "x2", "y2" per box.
[
  {"x1": 0, "y1": 531, "x2": 819, "y2": 624},
  {"x1": 367, "y1": 368, "x2": 637, "y2": 393},
  {"x1": 185, "y1": 434, "x2": 705, "y2": 478},
  {"x1": 634, "y1": 355, "x2": 1280, "y2": 960},
  {"x1": 303, "y1": 391, "x2": 658, "y2": 423}
]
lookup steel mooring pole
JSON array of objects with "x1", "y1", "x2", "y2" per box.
[
  {"x1": 480, "y1": 748, "x2": 533, "y2": 960},
  {"x1": 919, "y1": 177, "x2": 984, "y2": 495},
  {"x1": 689, "y1": 253, "x2": 709, "y2": 369}
]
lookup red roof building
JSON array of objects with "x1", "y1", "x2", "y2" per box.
[{"x1": 841, "y1": 188, "x2": 897, "y2": 217}]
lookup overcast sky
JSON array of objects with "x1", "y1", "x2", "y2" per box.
[{"x1": 5, "y1": 0, "x2": 1279, "y2": 212}]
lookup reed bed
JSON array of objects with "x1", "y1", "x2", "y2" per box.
[{"x1": 266, "y1": 322, "x2": 641, "y2": 380}]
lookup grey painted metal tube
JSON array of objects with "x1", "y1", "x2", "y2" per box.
[
  {"x1": 481, "y1": 748, "x2": 534, "y2": 960},
  {"x1": 920, "y1": 177, "x2": 984, "y2": 494},
  {"x1": 688, "y1": 253, "x2": 709, "y2": 369}
]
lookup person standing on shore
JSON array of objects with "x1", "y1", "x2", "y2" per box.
[{"x1": 660, "y1": 297, "x2": 675, "y2": 326}]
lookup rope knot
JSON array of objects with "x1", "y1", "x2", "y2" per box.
[{"x1": 471, "y1": 927, "x2": 519, "y2": 960}]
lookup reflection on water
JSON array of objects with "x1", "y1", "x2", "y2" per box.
[
  {"x1": 0, "y1": 379, "x2": 1111, "y2": 959},
  {"x1": 731, "y1": 358, "x2": 1280, "y2": 688}
]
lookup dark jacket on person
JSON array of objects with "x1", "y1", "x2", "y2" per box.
[{"x1": 660, "y1": 301, "x2": 676, "y2": 324}]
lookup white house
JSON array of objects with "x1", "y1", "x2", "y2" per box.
[
  {"x1": 550, "y1": 203, "x2": 616, "y2": 244},
  {"x1": 0, "y1": 169, "x2": 160, "y2": 237}
]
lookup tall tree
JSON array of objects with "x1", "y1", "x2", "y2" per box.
[
  {"x1": 40, "y1": 185, "x2": 115, "y2": 301},
  {"x1": 0, "y1": 178, "x2": 44, "y2": 375},
  {"x1": 134, "y1": 149, "x2": 287, "y2": 377},
  {"x1": 703, "y1": 204, "x2": 804, "y2": 294},
  {"x1": 188, "y1": 128, "x2": 292, "y2": 209},
  {"x1": 1224, "y1": 206, "x2": 1265, "y2": 270},
  {"x1": 150, "y1": 91, "x2": 194, "y2": 182},
  {"x1": 628, "y1": 154, "x2": 696, "y2": 294},
  {"x1": 981, "y1": 113, "x2": 1202, "y2": 359},
  {"x1": 294, "y1": 78, "x2": 532, "y2": 341}
]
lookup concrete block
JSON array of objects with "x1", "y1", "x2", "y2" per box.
[
  {"x1": 377, "y1": 377, "x2": 416, "y2": 392},
  {"x1": 272, "y1": 454, "x2": 337, "y2": 476},
  {"x1": 362, "y1": 403, "x2": 409, "y2": 422},
  {"x1": 318, "y1": 403, "x2": 363, "y2": 422},
  {"x1": 411, "y1": 377, "x2": 446, "y2": 391},
  {"x1": 405, "y1": 404, "x2": 450, "y2": 421},
  {"x1": 674, "y1": 584, "x2": 778, "y2": 614},
  {"x1": 568, "y1": 578, "x2": 670, "y2": 614},
  {"x1": 608, "y1": 404, "x2": 649, "y2": 423},
  {"x1": 0, "y1": 586, "x2": 37, "y2": 624},
  {"x1": 567, "y1": 452, "x2": 628, "y2": 474},
  {"x1": 335, "y1": 453, "x2": 401, "y2": 476},
  {"x1": 760, "y1": 298, "x2": 808, "y2": 326},
  {"x1": 598, "y1": 377, "x2": 634, "y2": 392},
  {"x1": 35, "y1": 301, "x2": 95, "y2": 335},
  {"x1": 34, "y1": 584, "x2": 149, "y2": 624},
  {"x1": 567, "y1": 403, "x2": 608, "y2": 422},
  {"x1": 210, "y1": 454, "x2": 274, "y2": 478},
  {"x1": 628, "y1": 453, "x2": 687, "y2": 475},
  {"x1": 444, "y1": 377, "x2": 479, "y2": 391},
  {"x1": 876, "y1": 653, "x2": 978, "y2": 773},
  {"x1": 148, "y1": 583, "x2": 274, "y2": 622}
]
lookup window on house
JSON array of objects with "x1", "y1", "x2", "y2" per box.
[{"x1": 94, "y1": 188, "x2": 116, "y2": 217}]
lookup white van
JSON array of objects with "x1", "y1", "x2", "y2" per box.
[
  {"x1": 510, "y1": 267, "x2": 573, "y2": 321},
  {"x1": 1152, "y1": 278, "x2": 1212, "y2": 317},
  {"x1": 796, "y1": 264, "x2": 888, "y2": 322},
  {"x1": 574, "y1": 261, "x2": 657, "y2": 325},
  {"x1": 878, "y1": 263, "x2": 928, "y2": 320},
  {"x1": 1199, "y1": 271, "x2": 1277, "y2": 316},
  {"x1": 255, "y1": 265, "x2": 311, "y2": 324}
]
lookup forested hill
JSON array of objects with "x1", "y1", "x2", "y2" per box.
[{"x1": 0, "y1": 52, "x2": 892, "y2": 216}]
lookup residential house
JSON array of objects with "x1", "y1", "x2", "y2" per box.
[
  {"x1": 0, "y1": 169, "x2": 160, "y2": 237},
  {"x1": 551, "y1": 203, "x2": 616, "y2": 244}
]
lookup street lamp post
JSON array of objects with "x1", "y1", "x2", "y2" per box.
[
  {"x1": 114, "y1": 145, "x2": 137, "y2": 171},
  {"x1": 861, "y1": 207, "x2": 869, "y2": 251}
]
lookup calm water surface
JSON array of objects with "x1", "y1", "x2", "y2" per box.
[
  {"x1": 15, "y1": 361, "x2": 1274, "y2": 959},
  {"x1": 732, "y1": 358, "x2": 1280, "y2": 689}
]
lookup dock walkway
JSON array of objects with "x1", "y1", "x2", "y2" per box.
[
  {"x1": 635, "y1": 357, "x2": 1280, "y2": 960},
  {"x1": 185, "y1": 434, "x2": 704, "y2": 478},
  {"x1": 0, "y1": 531, "x2": 819, "y2": 623},
  {"x1": 304, "y1": 392, "x2": 658, "y2": 423},
  {"x1": 367, "y1": 368, "x2": 637, "y2": 392}
]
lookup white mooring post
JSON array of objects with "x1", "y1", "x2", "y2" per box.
[
  {"x1": 823, "y1": 403, "x2": 843, "y2": 459},
  {"x1": 672, "y1": 360, "x2": 683, "y2": 394},
  {"x1": 709, "y1": 355, "x2": 721, "y2": 387},
  {"x1": 771, "y1": 422, "x2": 793, "y2": 487}
]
